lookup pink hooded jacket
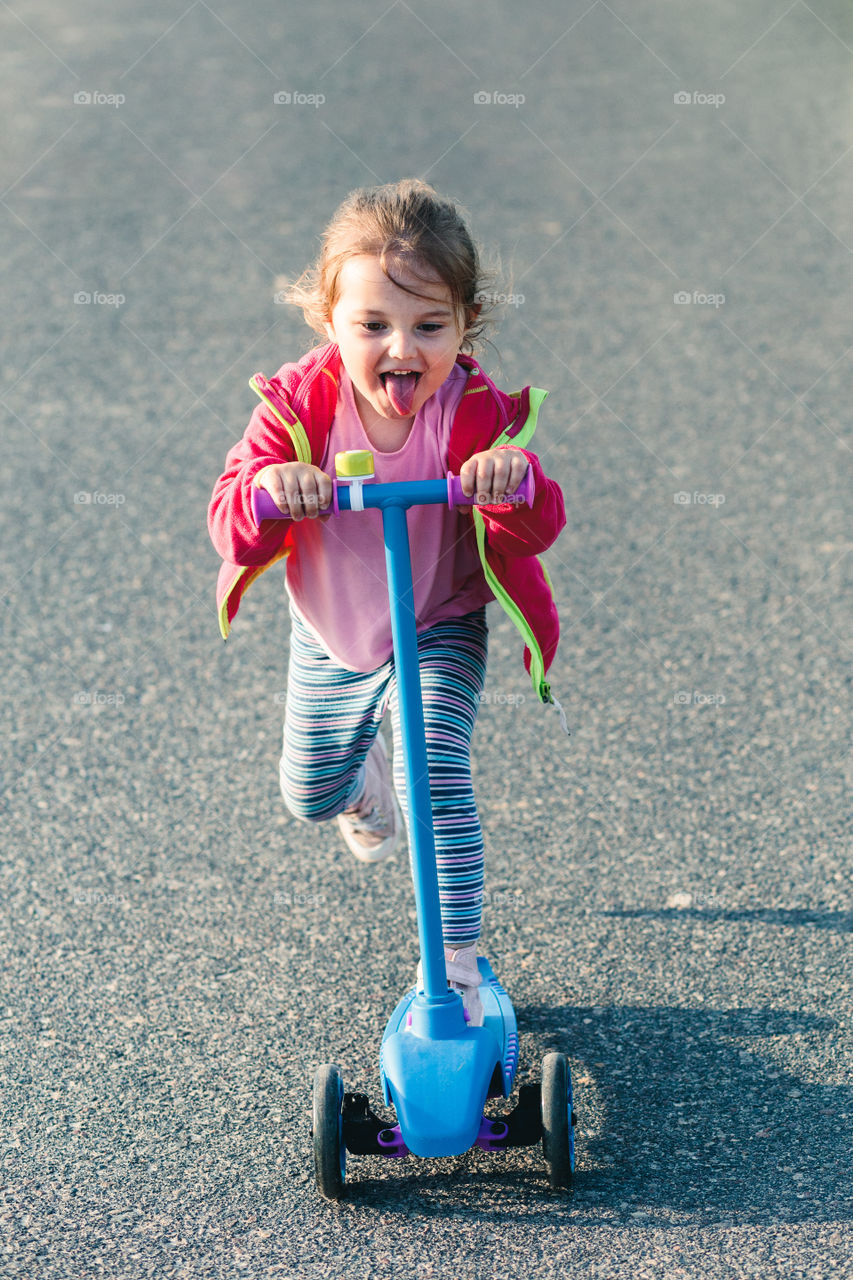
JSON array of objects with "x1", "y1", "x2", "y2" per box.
[{"x1": 208, "y1": 343, "x2": 565, "y2": 703}]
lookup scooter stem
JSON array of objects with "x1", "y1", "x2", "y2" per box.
[{"x1": 381, "y1": 503, "x2": 449, "y2": 1003}]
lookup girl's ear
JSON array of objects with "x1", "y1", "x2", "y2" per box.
[{"x1": 323, "y1": 317, "x2": 336, "y2": 342}]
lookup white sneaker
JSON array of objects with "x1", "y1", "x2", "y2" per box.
[
  {"x1": 336, "y1": 735, "x2": 400, "y2": 863},
  {"x1": 417, "y1": 943, "x2": 485, "y2": 1027}
]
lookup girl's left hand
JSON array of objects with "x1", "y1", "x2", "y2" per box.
[{"x1": 459, "y1": 447, "x2": 529, "y2": 503}]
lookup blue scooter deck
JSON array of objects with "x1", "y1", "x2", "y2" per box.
[{"x1": 378, "y1": 958, "x2": 520, "y2": 1157}]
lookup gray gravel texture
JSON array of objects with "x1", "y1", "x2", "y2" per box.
[{"x1": 1, "y1": 1, "x2": 851, "y2": 1277}]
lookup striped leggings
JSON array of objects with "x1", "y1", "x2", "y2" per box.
[{"x1": 279, "y1": 606, "x2": 488, "y2": 947}]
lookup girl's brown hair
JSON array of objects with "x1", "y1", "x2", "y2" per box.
[{"x1": 286, "y1": 179, "x2": 496, "y2": 353}]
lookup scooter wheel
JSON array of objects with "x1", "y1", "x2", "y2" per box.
[
  {"x1": 312, "y1": 1064, "x2": 346, "y2": 1201},
  {"x1": 541, "y1": 1052, "x2": 575, "y2": 1189}
]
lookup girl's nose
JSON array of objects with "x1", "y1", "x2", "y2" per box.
[{"x1": 387, "y1": 329, "x2": 415, "y2": 360}]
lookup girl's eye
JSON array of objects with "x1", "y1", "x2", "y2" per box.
[{"x1": 358, "y1": 321, "x2": 445, "y2": 334}]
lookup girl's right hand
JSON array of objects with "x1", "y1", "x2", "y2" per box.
[{"x1": 253, "y1": 462, "x2": 333, "y2": 522}]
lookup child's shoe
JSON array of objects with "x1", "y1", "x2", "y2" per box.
[
  {"x1": 417, "y1": 942, "x2": 485, "y2": 1027},
  {"x1": 336, "y1": 735, "x2": 400, "y2": 863}
]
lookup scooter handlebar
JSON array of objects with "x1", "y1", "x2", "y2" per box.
[{"x1": 250, "y1": 465, "x2": 534, "y2": 526}]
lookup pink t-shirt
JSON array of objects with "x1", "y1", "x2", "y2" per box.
[{"x1": 285, "y1": 363, "x2": 494, "y2": 670}]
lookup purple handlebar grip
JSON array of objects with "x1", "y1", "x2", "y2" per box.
[
  {"x1": 250, "y1": 484, "x2": 335, "y2": 526},
  {"x1": 446, "y1": 465, "x2": 534, "y2": 510},
  {"x1": 251, "y1": 485, "x2": 288, "y2": 525}
]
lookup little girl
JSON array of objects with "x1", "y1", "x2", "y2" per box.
[{"x1": 208, "y1": 180, "x2": 565, "y2": 1026}]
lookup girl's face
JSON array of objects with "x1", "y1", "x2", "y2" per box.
[{"x1": 323, "y1": 255, "x2": 465, "y2": 425}]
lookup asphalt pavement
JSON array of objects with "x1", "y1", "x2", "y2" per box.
[{"x1": 1, "y1": 1, "x2": 851, "y2": 1277}]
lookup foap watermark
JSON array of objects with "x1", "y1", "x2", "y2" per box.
[
  {"x1": 74, "y1": 490, "x2": 125, "y2": 506},
  {"x1": 674, "y1": 90, "x2": 725, "y2": 108},
  {"x1": 74, "y1": 291, "x2": 125, "y2": 308},
  {"x1": 674, "y1": 690, "x2": 726, "y2": 707},
  {"x1": 674, "y1": 290, "x2": 725, "y2": 308},
  {"x1": 274, "y1": 689, "x2": 352, "y2": 708},
  {"x1": 72, "y1": 890, "x2": 127, "y2": 906},
  {"x1": 73, "y1": 90, "x2": 125, "y2": 108},
  {"x1": 474, "y1": 889, "x2": 526, "y2": 907},
  {"x1": 475, "y1": 290, "x2": 525, "y2": 308},
  {"x1": 273, "y1": 90, "x2": 325, "y2": 108},
  {"x1": 479, "y1": 691, "x2": 526, "y2": 707},
  {"x1": 664, "y1": 891, "x2": 722, "y2": 910},
  {"x1": 73, "y1": 690, "x2": 126, "y2": 707},
  {"x1": 273, "y1": 891, "x2": 327, "y2": 907},
  {"x1": 474, "y1": 90, "x2": 525, "y2": 108},
  {"x1": 674, "y1": 491, "x2": 725, "y2": 507}
]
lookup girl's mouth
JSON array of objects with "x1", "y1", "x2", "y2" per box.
[{"x1": 379, "y1": 370, "x2": 421, "y2": 416}]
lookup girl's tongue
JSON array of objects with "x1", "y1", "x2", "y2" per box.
[{"x1": 383, "y1": 371, "x2": 419, "y2": 417}]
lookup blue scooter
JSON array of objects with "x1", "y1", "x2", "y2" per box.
[{"x1": 252, "y1": 450, "x2": 576, "y2": 1197}]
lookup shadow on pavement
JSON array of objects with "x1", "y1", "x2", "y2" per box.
[{"x1": 600, "y1": 908, "x2": 853, "y2": 932}]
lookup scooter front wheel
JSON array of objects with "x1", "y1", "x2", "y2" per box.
[
  {"x1": 313, "y1": 1064, "x2": 346, "y2": 1201},
  {"x1": 541, "y1": 1052, "x2": 575, "y2": 1189}
]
